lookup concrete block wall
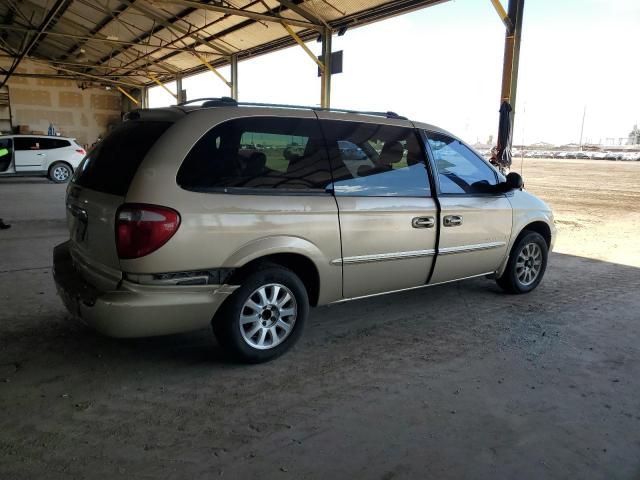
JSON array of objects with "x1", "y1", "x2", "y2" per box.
[{"x1": 0, "y1": 59, "x2": 123, "y2": 147}]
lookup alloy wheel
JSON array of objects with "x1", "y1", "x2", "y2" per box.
[
  {"x1": 239, "y1": 283, "x2": 297, "y2": 350},
  {"x1": 53, "y1": 165, "x2": 70, "y2": 182},
  {"x1": 516, "y1": 242, "x2": 543, "y2": 286}
]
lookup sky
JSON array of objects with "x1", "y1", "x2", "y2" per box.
[{"x1": 148, "y1": 0, "x2": 640, "y2": 146}]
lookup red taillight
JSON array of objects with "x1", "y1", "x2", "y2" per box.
[
  {"x1": 76, "y1": 148, "x2": 86, "y2": 155},
  {"x1": 116, "y1": 204, "x2": 180, "y2": 259}
]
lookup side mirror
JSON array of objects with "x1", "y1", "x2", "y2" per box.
[{"x1": 506, "y1": 172, "x2": 523, "y2": 190}]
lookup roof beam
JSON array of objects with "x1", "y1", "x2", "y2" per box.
[
  {"x1": 0, "y1": 0, "x2": 71, "y2": 88},
  {"x1": 150, "y1": 0, "x2": 322, "y2": 30},
  {"x1": 489, "y1": 0, "x2": 514, "y2": 31},
  {"x1": 111, "y1": 0, "x2": 314, "y2": 79},
  {"x1": 0, "y1": 25, "x2": 199, "y2": 52},
  {"x1": 124, "y1": 0, "x2": 234, "y2": 56},
  {"x1": 61, "y1": 1, "x2": 133, "y2": 60},
  {"x1": 273, "y1": 0, "x2": 328, "y2": 28},
  {"x1": 147, "y1": 0, "x2": 450, "y2": 82},
  {"x1": 281, "y1": 22, "x2": 324, "y2": 71},
  {"x1": 30, "y1": 0, "x2": 73, "y2": 54},
  {"x1": 27, "y1": 57, "x2": 144, "y2": 87}
]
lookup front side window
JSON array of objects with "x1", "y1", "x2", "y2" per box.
[
  {"x1": 426, "y1": 132, "x2": 498, "y2": 194},
  {"x1": 0, "y1": 138, "x2": 12, "y2": 152},
  {"x1": 177, "y1": 117, "x2": 331, "y2": 192},
  {"x1": 0, "y1": 138, "x2": 12, "y2": 168},
  {"x1": 322, "y1": 120, "x2": 430, "y2": 197}
]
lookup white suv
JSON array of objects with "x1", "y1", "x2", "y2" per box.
[{"x1": 0, "y1": 135, "x2": 86, "y2": 183}]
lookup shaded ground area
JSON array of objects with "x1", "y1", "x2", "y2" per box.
[{"x1": 1, "y1": 160, "x2": 639, "y2": 479}]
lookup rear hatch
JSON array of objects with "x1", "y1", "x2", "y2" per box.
[{"x1": 66, "y1": 120, "x2": 172, "y2": 289}]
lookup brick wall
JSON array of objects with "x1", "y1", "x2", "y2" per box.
[{"x1": 1, "y1": 59, "x2": 123, "y2": 147}]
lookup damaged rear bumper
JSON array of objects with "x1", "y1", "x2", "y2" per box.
[{"x1": 53, "y1": 241, "x2": 237, "y2": 337}]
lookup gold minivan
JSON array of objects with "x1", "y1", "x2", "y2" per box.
[{"x1": 53, "y1": 99, "x2": 555, "y2": 362}]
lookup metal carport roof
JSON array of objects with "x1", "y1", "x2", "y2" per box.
[{"x1": 0, "y1": 0, "x2": 448, "y2": 90}]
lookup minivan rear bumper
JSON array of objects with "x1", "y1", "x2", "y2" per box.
[{"x1": 53, "y1": 241, "x2": 237, "y2": 337}]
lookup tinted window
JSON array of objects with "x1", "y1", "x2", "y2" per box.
[
  {"x1": 39, "y1": 138, "x2": 71, "y2": 149},
  {"x1": 14, "y1": 137, "x2": 43, "y2": 150},
  {"x1": 177, "y1": 117, "x2": 331, "y2": 192},
  {"x1": 322, "y1": 120, "x2": 430, "y2": 197},
  {"x1": 74, "y1": 121, "x2": 171, "y2": 196},
  {"x1": 426, "y1": 132, "x2": 498, "y2": 194}
]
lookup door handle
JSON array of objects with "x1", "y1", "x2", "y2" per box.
[
  {"x1": 36, "y1": 153, "x2": 45, "y2": 156},
  {"x1": 412, "y1": 216, "x2": 435, "y2": 229},
  {"x1": 443, "y1": 215, "x2": 463, "y2": 227}
]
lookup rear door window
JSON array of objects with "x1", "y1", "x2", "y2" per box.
[
  {"x1": 14, "y1": 137, "x2": 43, "y2": 150},
  {"x1": 177, "y1": 117, "x2": 332, "y2": 192},
  {"x1": 74, "y1": 121, "x2": 171, "y2": 196},
  {"x1": 321, "y1": 120, "x2": 431, "y2": 197}
]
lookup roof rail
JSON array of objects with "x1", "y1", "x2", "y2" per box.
[{"x1": 178, "y1": 97, "x2": 406, "y2": 120}]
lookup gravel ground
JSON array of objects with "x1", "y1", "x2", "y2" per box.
[{"x1": 0, "y1": 160, "x2": 639, "y2": 480}]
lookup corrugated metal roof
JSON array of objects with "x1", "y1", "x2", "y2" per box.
[{"x1": 0, "y1": 0, "x2": 448, "y2": 88}]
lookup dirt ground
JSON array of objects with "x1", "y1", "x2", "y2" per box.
[{"x1": 1, "y1": 159, "x2": 639, "y2": 480}]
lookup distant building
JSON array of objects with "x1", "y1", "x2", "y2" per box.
[{"x1": 628, "y1": 124, "x2": 640, "y2": 145}]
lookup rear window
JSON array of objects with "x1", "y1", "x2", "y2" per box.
[{"x1": 74, "y1": 121, "x2": 171, "y2": 196}]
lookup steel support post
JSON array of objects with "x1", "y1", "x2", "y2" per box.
[
  {"x1": 499, "y1": 0, "x2": 524, "y2": 110},
  {"x1": 320, "y1": 27, "x2": 332, "y2": 109},
  {"x1": 141, "y1": 86, "x2": 149, "y2": 108},
  {"x1": 176, "y1": 75, "x2": 186, "y2": 104},
  {"x1": 230, "y1": 53, "x2": 238, "y2": 100}
]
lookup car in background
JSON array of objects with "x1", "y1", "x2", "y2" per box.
[
  {"x1": 338, "y1": 140, "x2": 375, "y2": 176},
  {"x1": 0, "y1": 135, "x2": 86, "y2": 183},
  {"x1": 621, "y1": 152, "x2": 640, "y2": 161}
]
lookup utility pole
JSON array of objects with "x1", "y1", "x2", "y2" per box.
[{"x1": 579, "y1": 106, "x2": 586, "y2": 151}]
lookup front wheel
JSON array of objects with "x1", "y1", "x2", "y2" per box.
[
  {"x1": 213, "y1": 266, "x2": 309, "y2": 363},
  {"x1": 48, "y1": 162, "x2": 72, "y2": 183},
  {"x1": 496, "y1": 231, "x2": 548, "y2": 294}
]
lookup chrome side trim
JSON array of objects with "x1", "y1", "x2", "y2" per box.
[
  {"x1": 331, "y1": 248, "x2": 436, "y2": 266},
  {"x1": 438, "y1": 241, "x2": 506, "y2": 256},
  {"x1": 330, "y1": 272, "x2": 494, "y2": 304}
]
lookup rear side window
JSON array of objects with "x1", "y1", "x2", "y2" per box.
[
  {"x1": 39, "y1": 138, "x2": 71, "y2": 149},
  {"x1": 177, "y1": 117, "x2": 332, "y2": 192},
  {"x1": 74, "y1": 121, "x2": 171, "y2": 196},
  {"x1": 322, "y1": 120, "x2": 431, "y2": 197}
]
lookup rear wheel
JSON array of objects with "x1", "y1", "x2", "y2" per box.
[
  {"x1": 496, "y1": 231, "x2": 548, "y2": 294},
  {"x1": 213, "y1": 266, "x2": 309, "y2": 363},
  {"x1": 48, "y1": 162, "x2": 72, "y2": 183}
]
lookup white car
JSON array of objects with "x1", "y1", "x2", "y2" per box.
[{"x1": 0, "y1": 135, "x2": 86, "y2": 183}]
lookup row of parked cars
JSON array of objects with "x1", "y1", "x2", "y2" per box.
[{"x1": 478, "y1": 149, "x2": 640, "y2": 161}]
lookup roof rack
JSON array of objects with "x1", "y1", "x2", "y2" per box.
[{"x1": 177, "y1": 97, "x2": 407, "y2": 120}]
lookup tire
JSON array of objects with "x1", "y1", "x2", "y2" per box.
[
  {"x1": 213, "y1": 266, "x2": 309, "y2": 363},
  {"x1": 48, "y1": 162, "x2": 73, "y2": 183},
  {"x1": 496, "y1": 230, "x2": 548, "y2": 294}
]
